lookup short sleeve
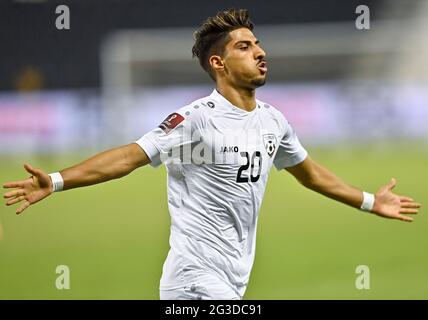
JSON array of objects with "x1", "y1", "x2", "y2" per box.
[
  {"x1": 273, "y1": 121, "x2": 308, "y2": 170},
  {"x1": 135, "y1": 106, "x2": 203, "y2": 167}
]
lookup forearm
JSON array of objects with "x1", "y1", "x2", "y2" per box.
[
  {"x1": 2, "y1": 143, "x2": 150, "y2": 214},
  {"x1": 286, "y1": 157, "x2": 421, "y2": 222},
  {"x1": 287, "y1": 157, "x2": 363, "y2": 208},
  {"x1": 58, "y1": 143, "x2": 147, "y2": 191},
  {"x1": 299, "y1": 162, "x2": 364, "y2": 209}
]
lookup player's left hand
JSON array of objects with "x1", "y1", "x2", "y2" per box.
[{"x1": 372, "y1": 178, "x2": 421, "y2": 222}]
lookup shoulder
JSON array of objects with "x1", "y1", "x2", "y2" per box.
[
  {"x1": 256, "y1": 99, "x2": 289, "y2": 131},
  {"x1": 169, "y1": 94, "x2": 215, "y2": 128},
  {"x1": 181, "y1": 95, "x2": 216, "y2": 114}
]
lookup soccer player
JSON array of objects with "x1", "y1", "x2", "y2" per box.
[{"x1": 2, "y1": 9, "x2": 421, "y2": 300}]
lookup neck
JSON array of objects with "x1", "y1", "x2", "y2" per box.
[{"x1": 216, "y1": 83, "x2": 257, "y2": 112}]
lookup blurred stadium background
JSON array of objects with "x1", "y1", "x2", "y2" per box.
[{"x1": 0, "y1": 0, "x2": 427, "y2": 299}]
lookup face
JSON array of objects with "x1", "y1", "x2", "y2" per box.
[{"x1": 211, "y1": 28, "x2": 267, "y2": 89}]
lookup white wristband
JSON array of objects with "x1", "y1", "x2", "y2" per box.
[
  {"x1": 48, "y1": 172, "x2": 64, "y2": 192},
  {"x1": 360, "y1": 191, "x2": 375, "y2": 212}
]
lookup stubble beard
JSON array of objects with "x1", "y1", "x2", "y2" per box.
[{"x1": 251, "y1": 77, "x2": 266, "y2": 88}]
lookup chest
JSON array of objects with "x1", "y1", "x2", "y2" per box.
[{"x1": 194, "y1": 112, "x2": 283, "y2": 171}]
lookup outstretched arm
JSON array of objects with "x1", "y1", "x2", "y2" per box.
[
  {"x1": 285, "y1": 156, "x2": 421, "y2": 222},
  {"x1": 3, "y1": 143, "x2": 151, "y2": 214}
]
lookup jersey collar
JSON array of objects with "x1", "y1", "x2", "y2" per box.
[{"x1": 210, "y1": 89, "x2": 259, "y2": 114}]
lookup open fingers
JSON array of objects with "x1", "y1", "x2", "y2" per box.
[
  {"x1": 401, "y1": 202, "x2": 421, "y2": 209},
  {"x1": 6, "y1": 195, "x2": 26, "y2": 206},
  {"x1": 399, "y1": 208, "x2": 419, "y2": 214},
  {"x1": 24, "y1": 164, "x2": 43, "y2": 179},
  {"x1": 16, "y1": 200, "x2": 30, "y2": 215},
  {"x1": 386, "y1": 178, "x2": 397, "y2": 191},
  {"x1": 3, "y1": 181, "x2": 25, "y2": 189},
  {"x1": 399, "y1": 196, "x2": 414, "y2": 202},
  {"x1": 396, "y1": 214, "x2": 414, "y2": 222},
  {"x1": 4, "y1": 189, "x2": 25, "y2": 199}
]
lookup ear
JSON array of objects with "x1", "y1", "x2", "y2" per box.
[{"x1": 209, "y1": 55, "x2": 225, "y2": 74}]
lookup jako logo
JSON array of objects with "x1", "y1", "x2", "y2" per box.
[{"x1": 219, "y1": 146, "x2": 239, "y2": 153}]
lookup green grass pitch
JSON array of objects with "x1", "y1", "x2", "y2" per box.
[{"x1": 0, "y1": 145, "x2": 427, "y2": 299}]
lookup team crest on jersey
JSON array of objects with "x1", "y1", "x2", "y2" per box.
[
  {"x1": 158, "y1": 112, "x2": 184, "y2": 134},
  {"x1": 263, "y1": 134, "x2": 277, "y2": 157}
]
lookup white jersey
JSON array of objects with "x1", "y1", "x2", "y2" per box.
[{"x1": 136, "y1": 89, "x2": 307, "y2": 297}]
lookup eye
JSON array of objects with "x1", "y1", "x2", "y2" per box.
[{"x1": 239, "y1": 46, "x2": 249, "y2": 51}]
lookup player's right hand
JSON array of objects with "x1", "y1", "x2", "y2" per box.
[{"x1": 3, "y1": 164, "x2": 53, "y2": 214}]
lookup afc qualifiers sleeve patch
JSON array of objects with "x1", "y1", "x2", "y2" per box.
[{"x1": 158, "y1": 112, "x2": 185, "y2": 134}]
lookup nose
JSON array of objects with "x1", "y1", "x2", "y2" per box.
[{"x1": 255, "y1": 46, "x2": 266, "y2": 61}]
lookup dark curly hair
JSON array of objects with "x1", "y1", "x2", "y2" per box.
[{"x1": 192, "y1": 9, "x2": 254, "y2": 80}]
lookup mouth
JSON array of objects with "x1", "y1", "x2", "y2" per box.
[{"x1": 257, "y1": 61, "x2": 267, "y2": 74}]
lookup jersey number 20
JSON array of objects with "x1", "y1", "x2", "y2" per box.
[{"x1": 236, "y1": 151, "x2": 262, "y2": 183}]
